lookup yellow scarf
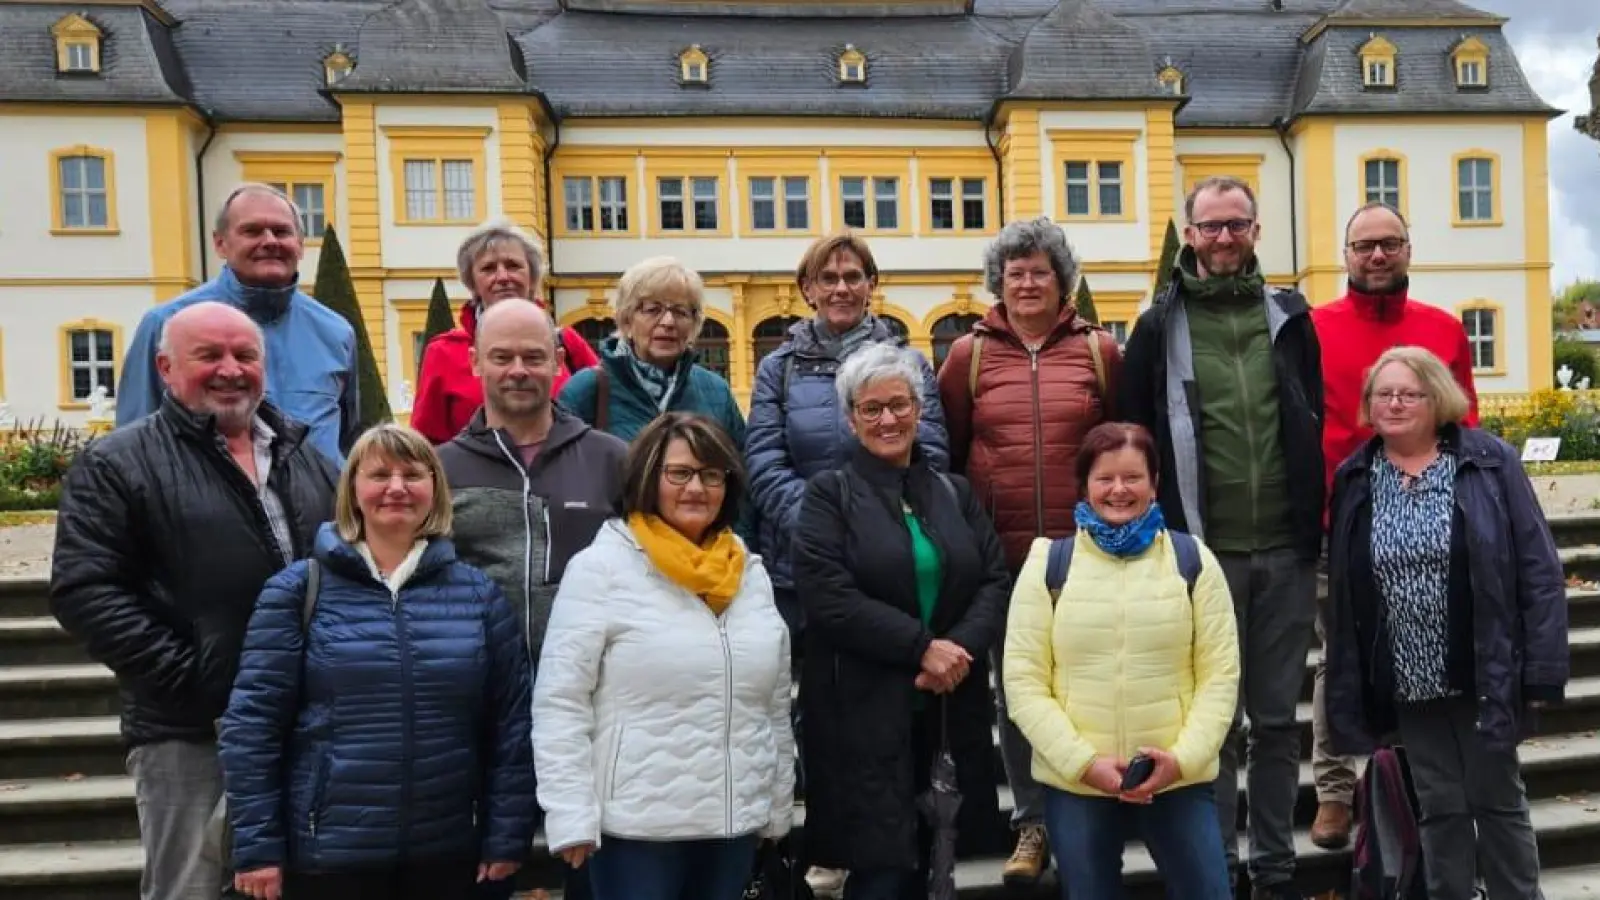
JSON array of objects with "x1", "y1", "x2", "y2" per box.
[{"x1": 628, "y1": 513, "x2": 746, "y2": 616}]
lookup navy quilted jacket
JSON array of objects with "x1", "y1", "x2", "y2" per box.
[
  {"x1": 220, "y1": 524, "x2": 535, "y2": 873},
  {"x1": 745, "y1": 317, "x2": 948, "y2": 590}
]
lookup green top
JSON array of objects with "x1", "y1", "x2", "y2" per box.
[{"x1": 905, "y1": 511, "x2": 942, "y2": 627}]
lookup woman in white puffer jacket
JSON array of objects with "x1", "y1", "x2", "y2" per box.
[{"x1": 532, "y1": 412, "x2": 793, "y2": 900}]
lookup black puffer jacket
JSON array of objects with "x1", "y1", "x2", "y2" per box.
[
  {"x1": 51, "y1": 397, "x2": 337, "y2": 748},
  {"x1": 793, "y1": 446, "x2": 1008, "y2": 870}
]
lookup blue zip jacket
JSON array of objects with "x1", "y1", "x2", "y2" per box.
[
  {"x1": 116, "y1": 266, "x2": 359, "y2": 464},
  {"x1": 745, "y1": 317, "x2": 948, "y2": 590},
  {"x1": 220, "y1": 524, "x2": 536, "y2": 873}
]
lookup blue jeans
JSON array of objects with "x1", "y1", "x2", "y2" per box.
[
  {"x1": 1043, "y1": 784, "x2": 1232, "y2": 900},
  {"x1": 589, "y1": 834, "x2": 758, "y2": 900}
]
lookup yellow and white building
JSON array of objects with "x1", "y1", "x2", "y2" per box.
[{"x1": 0, "y1": 0, "x2": 1559, "y2": 423}]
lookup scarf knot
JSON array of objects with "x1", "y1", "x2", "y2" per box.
[
  {"x1": 1073, "y1": 501, "x2": 1166, "y2": 558},
  {"x1": 627, "y1": 514, "x2": 745, "y2": 615},
  {"x1": 620, "y1": 340, "x2": 680, "y2": 413}
]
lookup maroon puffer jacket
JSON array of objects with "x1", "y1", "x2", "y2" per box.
[{"x1": 936, "y1": 304, "x2": 1121, "y2": 571}]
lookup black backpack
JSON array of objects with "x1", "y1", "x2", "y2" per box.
[{"x1": 1044, "y1": 531, "x2": 1202, "y2": 604}]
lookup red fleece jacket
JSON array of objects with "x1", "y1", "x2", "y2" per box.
[
  {"x1": 410, "y1": 301, "x2": 601, "y2": 445},
  {"x1": 1312, "y1": 286, "x2": 1480, "y2": 512}
]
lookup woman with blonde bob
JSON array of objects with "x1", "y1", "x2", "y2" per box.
[
  {"x1": 221, "y1": 424, "x2": 535, "y2": 900},
  {"x1": 1325, "y1": 346, "x2": 1566, "y2": 900}
]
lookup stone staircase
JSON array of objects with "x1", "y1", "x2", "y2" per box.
[{"x1": 5, "y1": 517, "x2": 1600, "y2": 898}]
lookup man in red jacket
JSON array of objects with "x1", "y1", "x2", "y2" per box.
[
  {"x1": 1307, "y1": 201, "x2": 1480, "y2": 850},
  {"x1": 411, "y1": 220, "x2": 601, "y2": 445}
]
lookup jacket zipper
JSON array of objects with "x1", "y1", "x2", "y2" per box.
[
  {"x1": 490, "y1": 432, "x2": 537, "y2": 664},
  {"x1": 1230, "y1": 314, "x2": 1262, "y2": 533},
  {"x1": 716, "y1": 613, "x2": 735, "y2": 835},
  {"x1": 395, "y1": 583, "x2": 415, "y2": 857},
  {"x1": 1028, "y1": 348, "x2": 1046, "y2": 535}
]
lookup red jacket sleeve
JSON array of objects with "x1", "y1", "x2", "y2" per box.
[
  {"x1": 1451, "y1": 326, "x2": 1481, "y2": 427},
  {"x1": 937, "y1": 334, "x2": 976, "y2": 475},
  {"x1": 560, "y1": 328, "x2": 601, "y2": 373},
  {"x1": 410, "y1": 339, "x2": 454, "y2": 445}
]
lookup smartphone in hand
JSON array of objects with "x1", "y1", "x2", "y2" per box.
[{"x1": 1120, "y1": 753, "x2": 1156, "y2": 792}]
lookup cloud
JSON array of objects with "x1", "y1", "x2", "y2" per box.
[{"x1": 1473, "y1": 0, "x2": 1600, "y2": 287}]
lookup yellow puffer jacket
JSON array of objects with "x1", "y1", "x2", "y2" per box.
[{"x1": 1002, "y1": 531, "x2": 1239, "y2": 796}]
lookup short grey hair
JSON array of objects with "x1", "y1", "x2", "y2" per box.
[
  {"x1": 614, "y1": 256, "x2": 706, "y2": 344},
  {"x1": 835, "y1": 343, "x2": 925, "y2": 411},
  {"x1": 214, "y1": 183, "x2": 302, "y2": 237},
  {"x1": 983, "y1": 217, "x2": 1080, "y2": 302},
  {"x1": 456, "y1": 218, "x2": 546, "y2": 297},
  {"x1": 1184, "y1": 176, "x2": 1258, "y2": 222}
]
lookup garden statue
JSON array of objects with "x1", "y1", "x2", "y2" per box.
[
  {"x1": 0, "y1": 401, "x2": 13, "y2": 429},
  {"x1": 394, "y1": 380, "x2": 414, "y2": 414},
  {"x1": 86, "y1": 385, "x2": 113, "y2": 421},
  {"x1": 1558, "y1": 363, "x2": 1575, "y2": 389},
  {"x1": 1579, "y1": 31, "x2": 1600, "y2": 143},
  {"x1": 1582, "y1": 377, "x2": 1593, "y2": 391}
]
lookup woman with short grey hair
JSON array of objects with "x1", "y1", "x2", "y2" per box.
[
  {"x1": 792, "y1": 341, "x2": 1007, "y2": 900},
  {"x1": 935, "y1": 216, "x2": 1121, "y2": 886},
  {"x1": 411, "y1": 219, "x2": 600, "y2": 444}
]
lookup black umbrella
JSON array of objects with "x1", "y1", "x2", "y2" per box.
[{"x1": 916, "y1": 698, "x2": 962, "y2": 900}]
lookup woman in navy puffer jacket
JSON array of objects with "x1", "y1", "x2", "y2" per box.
[{"x1": 221, "y1": 424, "x2": 535, "y2": 900}]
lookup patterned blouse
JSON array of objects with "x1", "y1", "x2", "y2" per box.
[{"x1": 1370, "y1": 450, "x2": 1459, "y2": 704}]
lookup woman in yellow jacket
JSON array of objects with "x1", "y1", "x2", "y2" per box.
[{"x1": 1003, "y1": 421, "x2": 1239, "y2": 900}]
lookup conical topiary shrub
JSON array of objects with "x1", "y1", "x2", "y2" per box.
[{"x1": 313, "y1": 226, "x2": 392, "y2": 431}]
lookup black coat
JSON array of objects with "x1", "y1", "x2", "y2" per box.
[
  {"x1": 51, "y1": 397, "x2": 337, "y2": 747},
  {"x1": 793, "y1": 446, "x2": 1008, "y2": 871},
  {"x1": 1325, "y1": 426, "x2": 1568, "y2": 754}
]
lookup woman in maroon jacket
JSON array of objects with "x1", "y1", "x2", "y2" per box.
[
  {"x1": 934, "y1": 215, "x2": 1120, "y2": 889},
  {"x1": 411, "y1": 219, "x2": 600, "y2": 444}
]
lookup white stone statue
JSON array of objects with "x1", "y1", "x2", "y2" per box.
[
  {"x1": 1582, "y1": 376, "x2": 1593, "y2": 391},
  {"x1": 1558, "y1": 364, "x2": 1575, "y2": 390},
  {"x1": 0, "y1": 400, "x2": 14, "y2": 429},
  {"x1": 395, "y1": 380, "x2": 414, "y2": 414},
  {"x1": 86, "y1": 385, "x2": 114, "y2": 421}
]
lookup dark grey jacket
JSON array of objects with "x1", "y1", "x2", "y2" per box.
[{"x1": 438, "y1": 408, "x2": 626, "y2": 673}]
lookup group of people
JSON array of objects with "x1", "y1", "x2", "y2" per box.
[{"x1": 47, "y1": 175, "x2": 1566, "y2": 900}]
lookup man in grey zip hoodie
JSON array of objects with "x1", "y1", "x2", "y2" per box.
[{"x1": 437, "y1": 299, "x2": 625, "y2": 900}]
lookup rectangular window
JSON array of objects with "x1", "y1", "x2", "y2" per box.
[
  {"x1": 783, "y1": 176, "x2": 809, "y2": 230},
  {"x1": 961, "y1": 178, "x2": 986, "y2": 230},
  {"x1": 749, "y1": 177, "x2": 776, "y2": 230},
  {"x1": 1461, "y1": 309, "x2": 1496, "y2": 370},
  {"x1": 1096, "y1": 162, "x2": 1123, "y2": 217},
  {"x1": 442, "y1": 161, "x2": 475, "y2": 221},
  {"x1": 873, "y1": 177, "x2": 899, "y2": 230},
  {"x1": 1105, "y1": 321, "x2": 1129, "y2": 345},
  {"x1": 691, "y1": 176, "x2": 718, "y2": 230},
  {"x1": 1457, "y1": 158, "x2": 1494, "y2": 222},
  {"x1": 841, "y1": 177, "x2": 867, "y2": 229},
  {"x1": 291, "y1": 183, "x2": 327, "y2": 238},
  {"x1": 598, "y1": 176, "x2": 628, "y2": 232},
  {"x1": 68, "y1": 329, "x2": 116, "y2": 401},
  {"x1": 1364, "y1": 158, "x2": 1402, "y2": 209},
  {"x1": 1459, "y1": 60, "x2": 1484, "y2": 86},
  {"x1": 658, "y1": 177, "x2": 685, "y2": 231},
  {"x1": 563, "y1": 176, "x2": 595, "y2": 232},
  {"x1": 66, "y1": 43, "x2": 94, "y2": 72},
  {"x1": 58, "y1": 155, "x2": 108, "y2": 229},
  {"x1": 929, "y1": 178, "x2": 955, "y2": 230},
  {"x1": 403, "y1": 160, "x2": 438, "y2": 221},
  {"x1": 1064, "y1": 162, "x2": 1091, "y2": 216},
  {"x1": 1366, "y1": 60, "x2": 1391, "y2": 86}
]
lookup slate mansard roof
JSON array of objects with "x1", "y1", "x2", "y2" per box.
[{"x1": 0, "y1": 0, "x2": 1558, "y2": 126}]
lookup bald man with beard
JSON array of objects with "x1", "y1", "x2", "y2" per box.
[{"x1": 52, "y1": 301, "x2": 338, "y2": 900}]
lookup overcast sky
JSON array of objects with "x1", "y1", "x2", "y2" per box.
[{"x1": 1474, "y1": 0, "x2": 1599, "y2": 287}]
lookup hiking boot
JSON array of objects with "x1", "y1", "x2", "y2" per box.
[
  {"x1": 1001, "y1": 824, "x2": 1050, "y2": 886},
  {"x1": 805, "y1": 866, "x2": 846, "y2": 899},
  {"x1": 1251, "y1": 882, "x2": 1305, "y2": 900},
  {"x1": 1310, "y1": 800, "x2": 1353, "y2": 850}
]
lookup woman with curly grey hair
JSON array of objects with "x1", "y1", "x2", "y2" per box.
[{"x1": 934, "y1": 215, "x2": 1121, "y2": 888}]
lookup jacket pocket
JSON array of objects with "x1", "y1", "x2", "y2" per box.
[
  {"x1": 308, "y1": 748, "x2": 332, "y2": 835},
  {"x1": 605, "y1": 723, "x2": 628, "y2": 801}
]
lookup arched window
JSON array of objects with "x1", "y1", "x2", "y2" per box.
[
  {"x1": 697, "y1": 319, "x2": 731, "y2": 380},
  {"x1": 931, "y1": 313, "x2": 982, "y2": 370},
  {"x1": 753, "y1": 316, "x2": 800, "y2": 368},
  {"x1": 572, "y1": 317, "x2": 614, "y2": 359},
  {"x1": 879, "y1": 315, "x2": 910, "y2": 341}
]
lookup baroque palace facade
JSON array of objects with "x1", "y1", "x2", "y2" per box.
[{"x1": 0, "y1": 0, "x2": 1560, "y2": 422}]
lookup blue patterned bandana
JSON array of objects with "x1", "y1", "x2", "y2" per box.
[{"x1": 1073, "y1": 500, "x2": 1165, "y2": 558}]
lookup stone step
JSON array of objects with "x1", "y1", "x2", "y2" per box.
[
  {"x1": 0, "y1": 717, "x2": 123, "y2": 780},
  {"x1": 0, "y1": 665, "x2": 120, "y2": 720},
  {"x1": 0, "y1": 776, "x2": 138, "y2": 844},
  {"x1": 0, "y1": 617, "x2": 82, "y2": 666},
  {"x1": 0, "y1": 578, "x2": 50, "y2": 620}
]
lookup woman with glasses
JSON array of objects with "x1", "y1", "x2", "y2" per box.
[
  {"x1": 935, "y1": 217, "x2": 1121, "y2": 887},
  {"x1": 533, "y1": 412, "x2": 793, "y2": 900},
  {"x1": 792, "y1": 344, "x2": 1007, "y2": 900},
  {"x1": 1325, "y1": 346, "x2": 1565, "y2": 900}
]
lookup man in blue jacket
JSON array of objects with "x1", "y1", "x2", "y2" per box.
[{"x1": 117, "y1": 183, "x2": 358, "y2": 464}]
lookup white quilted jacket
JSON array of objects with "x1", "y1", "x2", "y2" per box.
[{"x1": 532, "y1": 520, "x2": 794, "y2": 852}]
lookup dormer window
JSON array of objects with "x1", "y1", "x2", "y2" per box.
[
  {"x1": 1157, "y1": 64, "x2": 1184, "y2": 96},
  {"x1": 1452, "y1": 36, "x2": 1489, "y2": 88},
  {"x1": 324, "y1": 48, "x2": 354, "y2": 86},
  {"x1": 679, "y1": 45, "x2": 709, "y2": 85},
  {"x1": 1359, "y1": 35, "x2": 1397, "y2": 89},
  {"x1": 51, "y1": 13, "x2": 102, "y2": 75},
  {"x1": 839, "y1": 45, "x2": 866, "y2": 84}
]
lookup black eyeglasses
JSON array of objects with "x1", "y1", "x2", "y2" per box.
[
  {"x1": 855, "y1": 398, "x2": 918, "y2": 421},
  {"x1": 1347, "y1": 239, "x2": 1408, "y2": 256},
  {"x1": 662, "y1": 464, "x2": 728, "y2": 487},
  {"x1": 1192, "y1": 219, "x2": 1255, "y2": 238}
]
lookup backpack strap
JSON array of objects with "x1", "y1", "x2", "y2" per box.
[
  {"x1": 1086, "y1": 329, "x2": 1107, "y2": 399},
  {"x1": 301, "y1": 559, "x2": 321, "y2": 633},
  {"x1": 933, "y1": 472, "x2": 960, "y2": 508},
  {"x1": 1046, "y1": 531, "x2": 1201, "y2": 605},
  {"x1": 594, "y1": 366, "x2": 611, "y2": 433},
  {"x1": 777, "y1": 353, "x2": 797, "y2": 415},
  {"x1": 1168, "y1": 531, "x2": 1202, "y2": 596},
  {"x1": 967, "y1": 334, "x2": 985, "y2": 399}
]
